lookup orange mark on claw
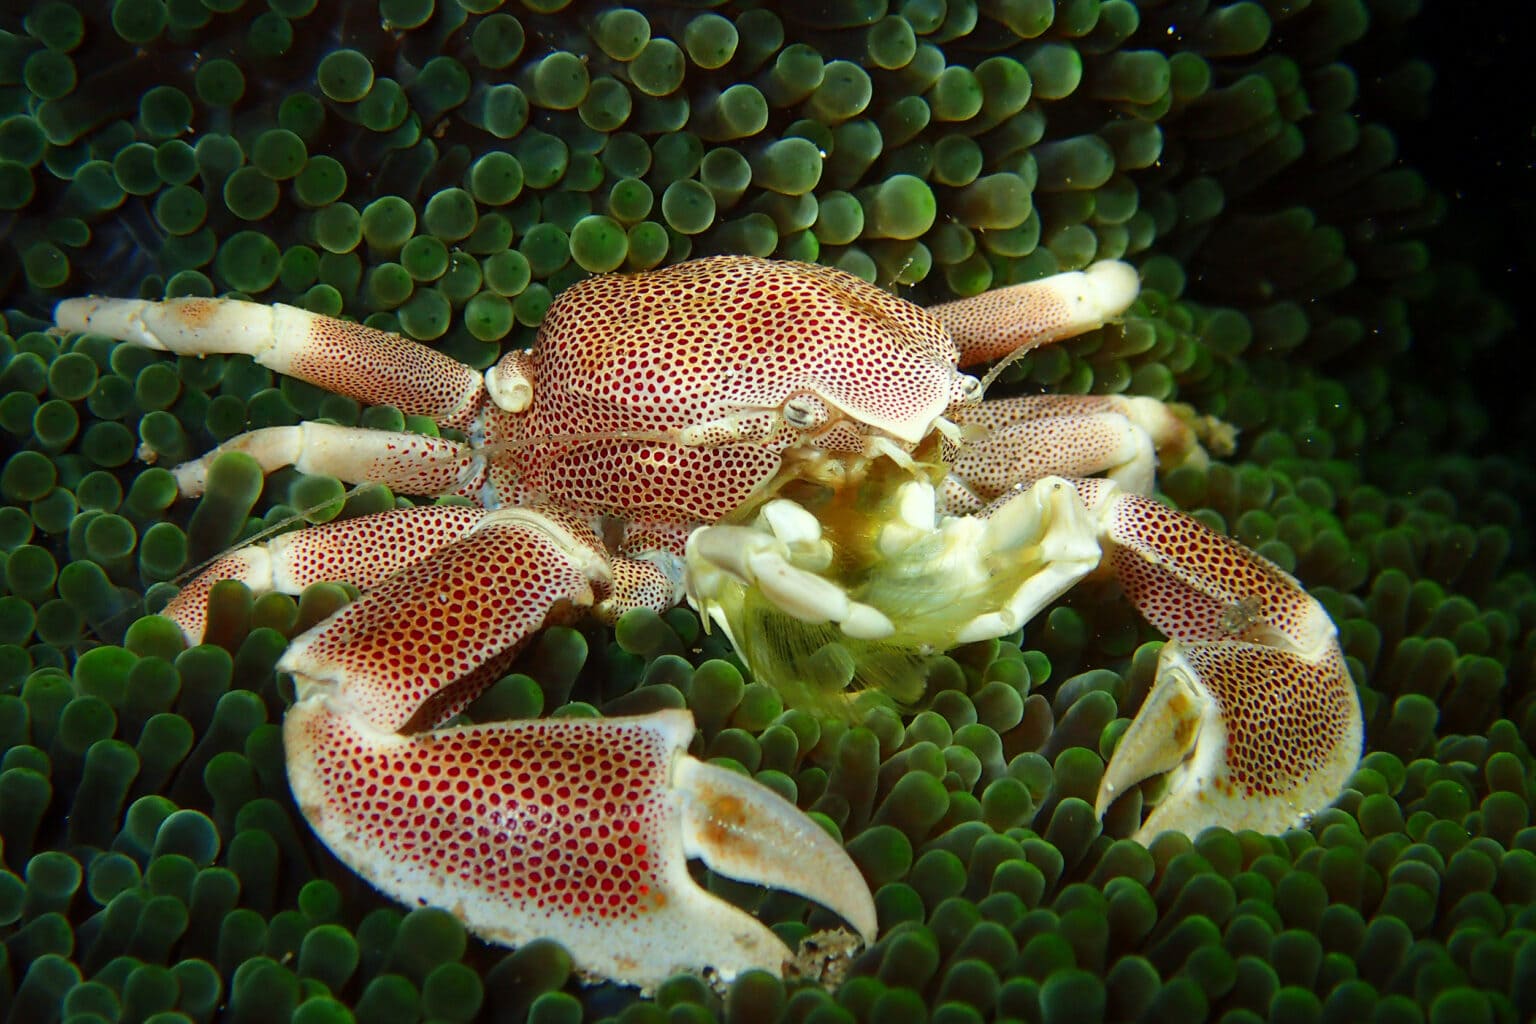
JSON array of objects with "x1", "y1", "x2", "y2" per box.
[{"x1": 703, "y1": 794, "x2": 750, "y2": 852}]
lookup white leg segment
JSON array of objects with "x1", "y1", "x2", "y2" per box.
[
  {"x1": 55, "y1": 296, "x2": 486, "y2": 426},
  {"x1": 170, "y1": 423, "x2": 485, "y2": 499},
  {"x1": 929, "y1": 260, "x2": 1141, "y2": 366}
]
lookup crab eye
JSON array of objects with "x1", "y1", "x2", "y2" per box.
[
  {"x1": 954, "y1": 373, "x2": 984, "y2": 403},
  {"x1": 783, "y1": 394, "x2": 829, "y2": 431}
]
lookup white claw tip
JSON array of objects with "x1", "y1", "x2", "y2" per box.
[
  {"x1": 760, "y1": 499, "x2": 824, "y2": 547},
  {"x1": 171, "y1": 461, "x2": 209, "y2": 497},
  {"x1": 1084, "y1": 260, "x2": 1140, "y2": 316},
  {"x1": 840, "y1": 603, "x2": 896, "y2": 640}
]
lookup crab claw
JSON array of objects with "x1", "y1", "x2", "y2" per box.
[
  {"x1": 285, "y1": 704, "x2": 875, "y2": 990},
  {"x1": 675, "y1": 754, "x2": 878, "y2": 942},
  {"x1": 1093, "y1": 639, "x2": 1360, "y2": 840},
  {"x1": 1086, "y1": 485, "x2": 1363, "y2": 841}
]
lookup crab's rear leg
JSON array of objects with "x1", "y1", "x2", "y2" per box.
[
  {"x1": 1075, "y1": 480, "x2": 1363, "y2": 841},
  {"x1": 55, "y1": 296, "x2": 488, "y2": 425},
  {"x1": 161, "y1": 504, "x2": 492, "y2": 643},
  {"x1": 52, "y1": 296, "x2": 539, "y2": 498},
  {"x1": 928, "y1": 260, "x2": 1141, "y2": 366}
]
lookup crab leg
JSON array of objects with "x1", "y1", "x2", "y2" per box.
[
  {"x1": 264, "y1": 510, "x2": 874, "y2": 987},
  {"x1": 1075, "y1": 480, "x2": 1363, "y2": 841},
  {"x1": 168, "y1": 422, "x2": 488, "y2": 499},
  {"x1": 52, "y1": 296, "x2": 521, "y2": 500},
  {"x1": 162, "y1": 504, "x2": 491, "y2": 643},
  {"x1": 928, "y1": 260, "x2": 1141, "y2": 366},
  {"x1": 54, "y1": 295, "x2": 486, "y2": 428},
  {"x1": 272, "y1": 507, "x2": 613, "y2": 731},
  {"x1": 945, "y1": 394, "x2": 1212, "y2": 510}
]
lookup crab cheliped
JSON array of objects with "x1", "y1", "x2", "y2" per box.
[{"x1": 54, "y1": 256, "x2": 1363, "y2": 989}]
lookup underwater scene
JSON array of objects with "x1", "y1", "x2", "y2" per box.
[{"x1": 0, "y1": 0, "x2": 1530, "y2": 1021}]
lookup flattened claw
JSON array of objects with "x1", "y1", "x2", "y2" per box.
[
  {"x1": 675, "y1": 756, "x2": 878, "y2": 944},
  {"x1": 1098, "y1": 641, "x2": 1360, "y2": 842},
  {"x1": 285, "y1": 706, "x2": 873, "y2": 990},
  {"x1": 1087, "y1": 484, "x2": 1363, "y2": 841}
]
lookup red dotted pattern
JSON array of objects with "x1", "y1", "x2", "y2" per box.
[
  {"x1": 609, "y1": 558, "x2": 676, "y2": 616},
  {"x1": 1105, "y1": 495, "x2": 1354, "y2": 797},
  {"x1": 163, "y1": 550, "x2": 259, "y2": 639},
  {"x1": 508, "y1": 256, "x2": 959, "y2": 523},
  {"x1": 163, "y1": 507, "x2": 489, "y2": 641},
  {"x1": 516, "y1": 442, "x2": 785, "y2": 523},
  {"x1": 356, "y1": 434, "x2": 486, "y2": 498},
  {"x1": 957, "y1": 393, "x2": 1121, "y2": 432},
  {"x1": 1107, "y1": 493, "x2": 1311, "y2": 643},
  {"x1": 286, "y1": 311, "x2": 484, "y2": 427},
  {"x1": 291, "y1": 520, "x2": 594, "y2": 732},
  {"x1": 617, "y1": 522, "x2": 694, "y2": 559},
  {"x1": 952, "y1": 414, "x2": 1130, "y2": 501},
  {"x1": 276, "y1": 506, "x2": 488, "y2": 590},
  {"x1": 1184, "y1": 643, "x2": 1354, "y2": 797},
  {"x1": 929, "y1": 278, "x2": 1083, "y2": 366},
  {"x1": 295, "y1": 710, "x2": 674, "y2": 919}
]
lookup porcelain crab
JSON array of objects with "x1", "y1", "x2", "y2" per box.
[{"x1": 54, "y1": 255, "x2": 1362, "y2": 989}]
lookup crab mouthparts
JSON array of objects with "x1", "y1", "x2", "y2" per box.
[{"x1": 685, "y1": 460, "x2": 1104, "y2": 715}]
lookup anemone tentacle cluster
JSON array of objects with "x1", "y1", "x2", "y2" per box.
[{"x1": 1, "y1": 0, "x2": 1530, "y2": 1022}]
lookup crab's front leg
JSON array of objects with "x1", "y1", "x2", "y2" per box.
[
  {"x1": 290, "y1": 705, "x2": 877, "y2": 990},
  {"x1": 162, "y1": 503, "x2": 875, "y2": 988},
  {"x1": 687, "y1": 474, "x2": 1360, "y2": 841},
  {"x1": 1071, "y1": 479, "x2": 1363, "y2": 841}
]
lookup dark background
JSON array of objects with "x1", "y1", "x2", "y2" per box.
[{"x1": 1399, "y1": 7, "x2": 1530, "y2": 448}]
